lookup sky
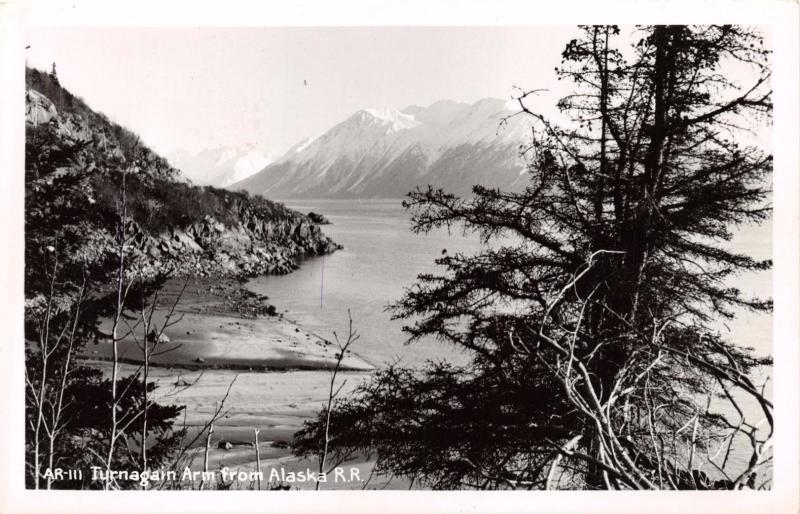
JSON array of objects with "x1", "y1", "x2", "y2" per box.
[{"x1": 25, "y1": 27, "x2": 579, "y2": 158}]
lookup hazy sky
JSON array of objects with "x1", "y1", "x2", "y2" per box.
[{"x1": 25, "y1": 27, "x2": 578, "y2": 157}]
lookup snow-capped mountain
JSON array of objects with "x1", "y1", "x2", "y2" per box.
[
  {"x1": 231, "y1": 98, "x2": 533, "y2": 199},
  {"x1": 167, "y1": 146, "x2": 273, "y2": 188}
]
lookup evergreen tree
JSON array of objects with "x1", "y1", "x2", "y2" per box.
[{"x1": 293, "y1": 25, "x2": 773, "y2": 490}]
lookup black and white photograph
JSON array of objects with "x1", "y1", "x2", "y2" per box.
[{"x1": 0, "y1": 1, "x2": 798, "y2": 513}]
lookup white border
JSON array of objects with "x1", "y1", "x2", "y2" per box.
[{"x1": 1, "y1": 1, "x2": 797, "y2": 513}]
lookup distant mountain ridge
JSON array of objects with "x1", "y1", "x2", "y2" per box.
[
  {"x1": 231, "y1": 98, "x2": 532, "y2": 199},
  {"x1": 168, "y1": 146, "x2": 273, "y2": 187}
]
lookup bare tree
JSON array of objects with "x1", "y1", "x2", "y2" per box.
[
  {"x1": 129, "y1": 277, "x2": 188, "y2": 472},
  {"x1": 198, "y1": 376, "x2": 237, "y2": 491},
  {"x1": 253, "y1": 428, "x2": 262, "y2": 491},
  {"x1": 24, "y1": 252, "x2": 89, "y2": 489},
  {"x1": 103, "y1": 140, "x2": 139, "y2": 489},
  {"x1": 512, "y1": 251, "x2": 773, "y2": 489},
  {"x1": 100, "y1": 140, "x2": 188, "y2": 489},
  {"x1": 316, "y1": 310, "x2": 360, "y2": 490}
]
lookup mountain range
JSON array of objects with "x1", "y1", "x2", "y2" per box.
[
  {"x1": 167, "y1": 146, "x2": 273, "y2": 187},
  {"x1": 231, "y1": 98, "x2": 533, "y2": 199}
]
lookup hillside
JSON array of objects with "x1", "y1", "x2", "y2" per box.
[
  {"x1": 24, "y1": 67, "x2": 339, "y2": 285},
  {"x1": 231, "y1": 98, "x2": 532, "y2": 199}
]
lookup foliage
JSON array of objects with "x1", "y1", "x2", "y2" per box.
[
  {"x1": 26, "y1": 67, "x2": 152, "y2": 160},
  {"x1": 92, "y1": 173, "x2": 302, "y2": 234},
  {"x1": 25, "y1": 365, "x2": 185, "y2": 489},
  {"x1": 294, "y1": 361, "x2": 578, "y2": 489},
  {"x1": 293, "y1": 25, "x2": 773, "y2": 490}
]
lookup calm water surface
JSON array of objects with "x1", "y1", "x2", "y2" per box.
[
  {"x1": 248, "y1": 199, "x2": 772, "y2": 366},
  {"x1": 247, "y1": 199, "x2": 482, "y2": 368}
]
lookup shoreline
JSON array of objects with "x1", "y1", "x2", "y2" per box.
[
  {"x1": 79, "y1": 275, "x2": 375, "y2": 372},
  {"x1": 80, "y1": 356, "x2": 375, "y2": 373}
]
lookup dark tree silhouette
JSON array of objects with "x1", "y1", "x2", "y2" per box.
[{"x1": 293, "y1": 25, "x2": 773, "y2": 490}]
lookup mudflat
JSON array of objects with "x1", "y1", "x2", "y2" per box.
[{"x1": 81, "y1": 276, "x2": 374, "y2": 372}]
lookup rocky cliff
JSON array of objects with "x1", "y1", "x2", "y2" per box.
[{"x1": 130, "y1": 199, "x2": 340, "y2": 278}]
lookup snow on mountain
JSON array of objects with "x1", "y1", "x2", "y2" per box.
[
  {"x1": 363, "y1": 107, "x2": 420, "y2": 132},
  {"x1": 231, "y1": 98, "x2": 532, "y2": 199},
  {"x1": 290, "y1": 136, "x2": 318, "y2": 154},
  {"x1": 167, "y1": 146, "x2": 273, "y2": 188}
]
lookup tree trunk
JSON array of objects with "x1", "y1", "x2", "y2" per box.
[{"x1": 254, "y1": 428, "x2": 262, "y2": 491}]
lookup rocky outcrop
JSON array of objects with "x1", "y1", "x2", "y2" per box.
[
  {"x1": 132, "y1": 212, "x2": 341, "y2": 278},
  {"x1": 146, "y1": 329, "x2": 170, "y2": 344},
  {"x1": 25, "y1": 89, "x2": 58, "y2": 125},
  {"x1": 306, "y1": 212, "x2": 331, "y2": 225}
]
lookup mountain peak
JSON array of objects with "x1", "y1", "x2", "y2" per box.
[
  {"x1": 232, "y1": 96, "x2": 532, "y2": 198},
  {"x1": 353, "y1": 108, "x2": 420, "y2": 133}
]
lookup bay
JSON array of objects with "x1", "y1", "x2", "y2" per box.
[
  {"x1": 247, "y1": 199, "x2": 482, "y2": 368},
  {"x1": 247, "y1": 199, "x2": 773, "y2": 364}
]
